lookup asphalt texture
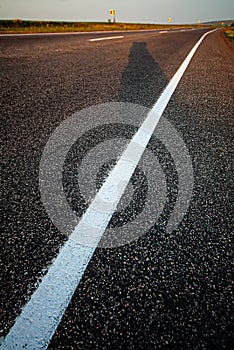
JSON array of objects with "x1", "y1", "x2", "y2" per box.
[{"x1": 1, "y1": 29, "x2": 234, "y2": 349}]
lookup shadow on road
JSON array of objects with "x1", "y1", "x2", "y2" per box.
[{"x1": 119, "y1": 41, "x2": 168, "y2": 107}]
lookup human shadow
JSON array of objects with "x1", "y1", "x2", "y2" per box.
[
  {"x1": 119, "y1": 42, "x2": 168, "y2": 107},
  {"x1": 99, "y1": 41, "x2": 179, "y2": 238}
]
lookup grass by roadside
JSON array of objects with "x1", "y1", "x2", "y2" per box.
[
  {"x1": 0, "y1": 19, "x2": 210, "y2": 34},
  {"x1": 224, "y1": 29, "x2": 234, "y2": 41}
]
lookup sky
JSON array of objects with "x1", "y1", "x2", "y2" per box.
[{"x1": 0, "y1": 0, "x2": 233, "y2": 24}]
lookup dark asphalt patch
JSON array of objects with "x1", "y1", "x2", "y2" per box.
[{"x1": 1, "y1": 29, "x2": 233, "y2": 348}]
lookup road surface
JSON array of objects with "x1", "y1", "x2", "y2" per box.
[{"x1": 1, "y1": 29, "x2": 233, "y2": 349}]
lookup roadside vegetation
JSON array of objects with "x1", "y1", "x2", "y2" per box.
[
  {"x1": 0, "y1": 19, "x2": 211, "y2": 33},
  {"x1": 224, "y1": 28, "x2": 234, "y2": 42}
]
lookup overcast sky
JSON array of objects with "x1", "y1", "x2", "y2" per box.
[{"x1": 0, "y1": 0, "x2": 233, "y2": 24}]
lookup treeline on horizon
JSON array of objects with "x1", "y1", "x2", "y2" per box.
[
  {"x1": 0, "y1": 19, "x2": 115, "y2": 27},
  {"x1": 0, "y1": 19, "x2": 212, "y2": 32}
]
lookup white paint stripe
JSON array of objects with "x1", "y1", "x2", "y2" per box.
[
  {"x1": 0, "y1": 31, "x2": 94, "y2": 37},
  {"x1": 159, "y1": 31, "x2": 168, "y2": 33},
  {"x1": 0, "y1": 29, "x2": 162, "y2": 38},
  {"x1": 0, "y1": 28, "x2": 200, "y2": 38},
  {"x1": 0, "y1": 28, "x2": 217, "y2": 350},
  {"x1": 89, "y1": 36, "x2": 124, "y2": 41}
]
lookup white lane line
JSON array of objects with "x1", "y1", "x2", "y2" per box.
[
  {"x1": 0, "y1": 28, "x2": 217, "y2": 350},
  {"x1": 159, "y1": 31, "x2": 168, "y2": 34},
  {"x1": 89, "y1": 36, "x2": 124, "y2": 41},
  {"x1": 0, "y1": 29, "x2": 162, "y2": 38},
  {"x1": 0, "y1": 31, "x2": 88, "y2": 37},
  {"x1": 0, "y1": 32, "x2": 123, "y2": 38}
]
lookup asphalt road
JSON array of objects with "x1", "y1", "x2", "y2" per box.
[{"x1": 1, "y1": 29, "x2": 233, "y2": 349}]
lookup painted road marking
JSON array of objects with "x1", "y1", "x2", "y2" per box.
[
  {"x1": 0, "y1": 32, "x2": 92, "y2": 37},
  {"x1": 159, "y1": 31, "x2": 168, "y2": 33},
  {"x1": 0, "y1": 32, "x2": 123, "y2": 37},
  {"x1": 0, "y1": 30, "x2": 161, "y2": 38},
  {"x1": 89, "y1": 36, "x2": 124, "y2": 41},
  {"x1": 0, "y1": 28, "x2": 217, "y2": 350}
]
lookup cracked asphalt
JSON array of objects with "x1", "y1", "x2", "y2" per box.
[{"x1": 1, "y1": 29, "x2": 233, "y2": 349}]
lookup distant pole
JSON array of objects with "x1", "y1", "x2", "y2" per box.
[
  {"x1": 168, "y1": 17, "x2": 172, "y2": 23},
  {"x1": 197, "y1": 19, "x2": 201, "y2": 27}
]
